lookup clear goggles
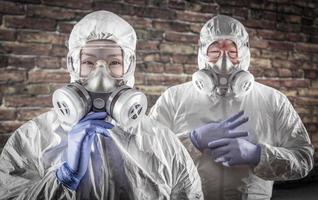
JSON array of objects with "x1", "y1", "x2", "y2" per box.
[
  {"x1": 206, "y1": 39, "x2": 238, "y2": 62},
  {"x1": 79, "y1": 45, "x2": 126, "y2": 79}
]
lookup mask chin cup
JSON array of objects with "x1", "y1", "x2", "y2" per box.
[
  {"x1": 192, "y1": 69, "x2": 216, "y2": 95},
  {"x1": 106, "y1": 86, "x2": 148, "y2": 127},
  {"x1": 52, "y1": 82, "x2": 91, "y2": 126},
  {"x1": 231, "y1": 71, "x2": 254, "y2": 97}
]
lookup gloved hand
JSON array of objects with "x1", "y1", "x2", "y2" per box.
[
  {"x1": 56, "y1": 112, "x2": 114, "y2": 190},
  {"x1": 190, "y1": 111, "x2": 249, "y2": 151},
  {"x1": 208, "y1": 137, "x2": 261, "y2": 167}
]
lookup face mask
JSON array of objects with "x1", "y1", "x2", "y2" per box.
[
  {"x1": 213, "y1": 53, "x2": 236, "y2": 74},
  {"x1": 192, "y1": 68, "x2": 254, "y2": 97},
  {"x1": 52, "y1": 60, "x2": 147, "y2": 127},
  {"x1": 82, "y1": 60, "x2": 119, "y2": 93}
]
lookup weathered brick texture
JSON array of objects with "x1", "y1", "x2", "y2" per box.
[{"x1": 0, "y1": 0, "x2": 317, "y2": 164}]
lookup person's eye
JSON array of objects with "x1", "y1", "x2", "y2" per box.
[
  {"x1": 82, "y1": 60, "x2": 94, "y2": 65},
  {"x1": 228, "y1": 51, "x2": 238, "y2": 58},
  {"x1": 208, "y1": 51, "x2": 221, "y2": 57},
  {"x1": 109, "y1": 60, "x2": 122, "y2": 65}
]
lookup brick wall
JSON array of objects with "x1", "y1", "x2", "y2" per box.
[{"x1": 0, "y1": 0, "x2": 317, "y2": 164}]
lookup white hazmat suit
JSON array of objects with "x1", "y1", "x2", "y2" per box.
[
  {"x1": 149, "y1": 15, "x2": 314, "y2": 200},
  {"x1": 0, "y1": 11, "x2": 203, "y2": 200}
]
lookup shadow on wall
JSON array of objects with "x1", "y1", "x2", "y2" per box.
[{"x1": 272, "y1": 158, "x2": 318, "y2": 199}]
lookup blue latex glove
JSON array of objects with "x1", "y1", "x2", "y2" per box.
[
  {"x1": 208, "y1": 137, "x2": 261, "y2": 167},
  {"x1": 190, "y1": 111, "x2": 249, "y2": 151},
  {"x1": 56, "y1": 112, "x2": 114, "y2": 190}
]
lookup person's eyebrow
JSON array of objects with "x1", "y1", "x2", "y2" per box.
[
  {"x1": 107, "y1": 54, "x2": 122, "y2": 57},
  {"x1": 81, "y1": 52, "x2": 97, "y2": 58}
]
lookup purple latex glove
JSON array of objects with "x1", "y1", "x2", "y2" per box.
[
  {"x1": 190, "y1": 111, "x2": 249, "y2": 151},
  {"x1": 208, "y1": 137, "x2": 261, "y2": 167},
  {"x1": 56, "y1": 112, "x2": 114, "y2": 190}
]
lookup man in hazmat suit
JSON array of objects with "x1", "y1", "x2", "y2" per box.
[
  {"x1": 149, "y1": 15, "x2": 314, "y2": 200},
  {"x1": 0, "y1": 11, "x2": 203, "y2": 200}
]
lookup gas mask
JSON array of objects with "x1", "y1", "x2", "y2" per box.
[
  {"x1": 52, "y1": 56, "x2": 147, "y2": 128},
  {"x1": 192, "y1": 53, "x2": 254, "y2": 97}
]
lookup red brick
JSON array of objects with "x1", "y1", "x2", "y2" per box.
[
  {"x1": 0, "y1": 108, "x2": 16, "y2": 120},
  {"x1": 0, "y1": 29, "x2": 16, "y2": 41},
  {"x1": 176, "y1": 11, "x2": 213, "y2": 23},
  {"x1": 35, "y1": 57, "x2": 61, "y2": 69},
  {"x1": 164, "y1": 64, "x2": 183, "y2": 74},
  {"x1": 42, "y1": 0, "x2": 92, "y2": 10},
  {"x1": 272, "y1": 60, "x2": 296, "y2": 68},
  {"x1": 160, "y1": 43, "x2": 195, "y2": 54},
  {"x1": 264, "y1": 69, "x2": 278, "y2": 77},
  {"x1": 295, "y1": 97, "x2": 318, "y2": 106},
  {"x1": 153, "y1": 20, "x2": 190, "y2": 32},
  {"x1": 28, "y1": 70, "x2": 69, "y2": 83},
  {"x1": 304, "y1": 70, "x2": 318, "y2": 80},
  {"x1": 0, "y1": 55, "x2": 8, "y2": 67},
  {"x1": 122, "y1": 16, "x2": 152, "y2": 29},
  {"x1": 276, "y1": 23, "x2": 301, "y2": 32},
  {"x1": 137, "y1": 41, "x2": 159, "y2": 51},
  {"x1": 50, "y1": 45, "x2": 67, "y2": 57},
  {"x1": 233, "y1": 7, "x2": 249, "y2": 19},
  {"x1": 25, "y1": 84, "x2": 51, "y2": 95},
  {"x1": 199, "y1": 4, "x2": 219, "y2": 13},
  {"x1": 258, "y1": 30, "x2": 285, "y2": 40},
  {"x1": 168, "y1": 0, "x2": 186, "y2": 10},
  {"x1": 0, "y1": 1, "x2": 24, "y2": 15},
  {"x1": 292, "y1": 69, "x2": 304, "y2": 78},
  {"x1": 17, "y1": 108, "x2": 50, "y2": 121},
  {"x1": 277, "y1": 68, "x2": 292, "y2": 77},
  {"x1": 249, "y1": 68, "x2": 264, "y2": 78},
  {"x1": 243, "y1": 19, "x2": 276, "y2": 29},
  {"x1": 289, "y1": 52, "x2": 311, "y2": 61},
  {"x1": 261, "y1": 49, "x2": 288, "y2": 59},
  {"x1": 139, "y1": 62, "x2": 164, "y2": 73},
  {"x1": 250, "y1": 58, "x2": 271, "y2": 69},
  {"x1": 4, "y1": 95, "x2": 52, "y2": 107},
  {"x1": 250, "y1": 39, "x2": 269, "y2": 49},
  {"x1": 0, "y1": 84, "x2": 26, "y2": 95},
  {"x1": 7, "y1": 56, "x2": 35, "y2": 69},
  {"x1": 286, "y1": 33, "x2": 308, "y2": 42},
  {"x1": 189, "y1": 23, "x2": 202, "y2": 34},
  {"x1": 295, "y1": 43, "x2": 318, "y2": 53},
  {"x1": 142, "y1": 53, "x2": 162, "y2": 62},
  {"x1": 4, "y1": 16, "x2": 56, "y2": 31},
  {"x1": 164, "y1": 31, "x2": 198, "y2": 43},
  {"x1": 183, "y1": 64, "x2": 197, "y2": 74},
  {"x1": 256, "y1": 79, "x2": 281, "y2": 89},
  {"x1": 125, "y1": 0, "x2": 146, "y2": 5},
  {"x1": 17, "y1": 31, "x2": 67, "y2": 45},
  {"x1": 0, "y1": 42, "x2": 51, "y2": 56},
  {"x1": 26, "y1": 5, "x2": 77, "y2": 20},
  {"x1": 298, "y1": 88, "x2": 318, "y2": 97},
  {"x1": 0, "y1": 69, "x2": 26, "y2": 82},
  {"x1": 137, "y1": 7, "x2": 176, "y2": 20},
  {"x1": 250, "y1": 48, "x2": 261, "y2": 57},
  {"x1": 57, "y1": 22, "x2": 75, "y2": 34},
  {"x1": 172, "y1": 54, "x2": 197, "y2": 64},
  {"x1": 136, "y1": 29, "x2": 164, "y2": 40},
  {"x1": 0, "y1": 121, "x2": 24, "y2": 134},
  {"x1": 282, "y1": 79, "x2": 310, "y2": 88},
  {"x1": 268, "y1": 41, "x2": 294, "y2": 50}
]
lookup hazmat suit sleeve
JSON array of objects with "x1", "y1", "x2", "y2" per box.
[
  {"x1": 0, "y1": 121, "x2": 74, "y2": 200},
  {"x1": 149, "y1": 88, "x2": 203, "y2": 159},
  {"x1": 154, "y1": 123, "x2": 203, "y2": 200},
  {"x1": 253, "y1": 93, "x2": 314, "y2": 181}
]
